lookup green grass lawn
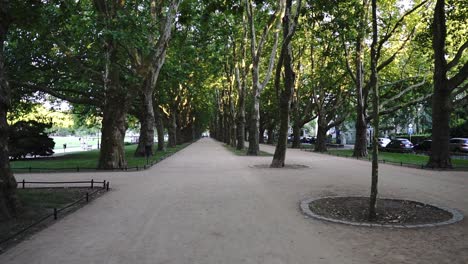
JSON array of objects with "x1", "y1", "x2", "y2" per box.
[
  {"x1": 11, "y1": 143, "x2": 190, "y2": 171},
  {"x1": 52, "y1": 136, "x2": 99, "y2": 150},
  {"x1": 325, "y1": 149, "x2": 468, "y2": 168},
  {"x1": 223, "y1": 144, "x2": 273, "y2": 156}
]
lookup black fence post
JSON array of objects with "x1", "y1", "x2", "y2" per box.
[
  {"x1": 22, "y1": 179, "x2": 25, "y2": 189},
  {"x1": 136, "y1": 166, "x2": 139, "y2": 171},
  {"x1": 54, "y1": 208, "x2": 58, "y2": 220},
  {"x1": 400, "y1": 161, "x2": 403, "y2": 166},
  {"x1": 91, "y1": 179, "x2": 94, "y2": 189},
  {"x1": 106, "y1": 181, "x2": 110, "y2": 191},
  {"x1": 29, "y1": 166, "x2": 32, "y2": 173},
  {"x1": 77, "y1": 166, "x2": 80, "y2": 172},
  {"x1": 86, "y1": 192, "x2": 89, "y2": 203},
  {"x1": 103, "y1": 180, "x2": 106, "y2": 189}
]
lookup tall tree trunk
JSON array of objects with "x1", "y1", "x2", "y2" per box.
[
  {"x1": 245, "y1": 0, "x2": 282, "y2": 155},
  {"x1": 97, "y1": 38, "x2": 128, "y2": 169},
  {"x1": 247, "y1": 94, "x2": 260, "y2": 155},
  {"x1": 352, "y1": 3, "x2": 368, "y2": 158},
  {"x1": 353, "y1": 105, "x2": 368, "y2": 157},
  {"x1": 314, "y1": 115, "x2": 328, "y2": 152},
  {"x1": 224, "y1": 110, "x2": 230, "y2": 144},
  {"x1": 267, "y1": 127, "x2": 274, "y2": 144},
  {"x1": 236, "y1": 107, "x2": 245, "y2": 150},
  {"x1": 176, "y1": 119, "x2": 183, "y2": 145},
  {"x1": 271, "y1": 0, "x2": 299, "y2": 168},
  {"x1": 259, "y1": 126, "x2": 266, "y2": 144},
  {"x1": 428, "y1": 87, "x2": 452, "y2": 168},
  {"x1": 155, "y1": 106, "x2": 165, "y2": 151},
  {"x1": 271, "y1": 97, "x2": 290, "y2": 167},
  {"x1": 369, "y1": 0, "x2": 379, "y2": 220},
  {"x1": 98, "y1": 98, "x2": 128, "y2": 169},
  {"x1": 230, "y1": 122, "x2": 237, "y2": 147},
  {"x1": 133, "y1": 0, "x2": 179, "y2": 156},
  {"x1": 0, "y1": 3, "x2": 19, "y2": 220},
  {"x1": 168, "y1": 112, "x2": 177, "y2": 147},
  {"x1": 428, "y1": 0, "x2": 452, "y2": 168},
  {"x1": 135, "y1": 89, "x2": 155, "y2": 157},
  {"x1": 291, "y1": 122, "x2": 301, "y2": 148}
]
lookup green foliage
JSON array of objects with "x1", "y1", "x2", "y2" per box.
[
  {"x1": 8, "y1": 121, "x2": 55, "y2": 160},
  {"x1": 450, "y1": 121, "x2": 468, "y2": 137}
]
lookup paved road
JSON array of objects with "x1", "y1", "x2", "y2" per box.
[{"x1": 1, "y1": 138, "x2": 467, "y2": 264}]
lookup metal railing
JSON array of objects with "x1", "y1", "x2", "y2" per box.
[{"x1": 0, "y1": 180, "x2": 110, "y2": 247}]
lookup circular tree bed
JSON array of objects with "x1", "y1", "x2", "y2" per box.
[{"x1": 301, "y1": 196, "x2": 463, "y2": 228}]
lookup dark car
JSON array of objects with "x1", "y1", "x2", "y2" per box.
[
  {"x1": 384, "y1": 138, "x2": 414, "y2": 153},
  {"x1": 301, "y1": 136, "x2": 314, "y2": 144},
  {"x1": 413, "y1": 140, "x2": 431, "y2": 153}
]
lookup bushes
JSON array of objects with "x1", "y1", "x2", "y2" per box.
[{"x1": 8, "y1": 121, "x2": 55, "y2": 160}]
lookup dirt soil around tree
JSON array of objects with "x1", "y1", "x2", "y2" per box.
[{"x1": 309, "y1": 197, "x2": 453, "y2": 225}]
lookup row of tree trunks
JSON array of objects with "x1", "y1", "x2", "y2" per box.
[
  {"x1": 0, "y1": 0, "x2": 19, "y2": 220},
  {"x1": 134, "y1": 0, "x2": 180, "y2": 157}
]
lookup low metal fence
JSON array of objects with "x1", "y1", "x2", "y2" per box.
[
  {"x1": 0, "y1": 180, "x2": 110, "y2": 247},
  {"x1": 304, "y1": 149, "x2": 468, "y2": 170}
]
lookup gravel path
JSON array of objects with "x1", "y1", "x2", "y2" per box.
[{"x1": 1, "y1": 138, "x2": 467, "y2": 264}]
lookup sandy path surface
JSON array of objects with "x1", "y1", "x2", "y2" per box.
[{"x1": 1, "y1": 138, "x2": 467, "y2": 264}]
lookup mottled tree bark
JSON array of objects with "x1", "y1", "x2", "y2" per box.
[
  {"x1": 95, "y1": 0, "x2": 128, "y2": 170},
  {"x1": 353, "y1": 104, "x2": 368, "y2": 157},
  {"x1": 271, "y1": 0, "x2": 301, "y2": 168},
  {"x1": 267, "y1": 127, "x2": 275, "y2": 144},
  {"x1": 369, "y1": 0, "x2": 379, "y2": 220},
  {"x1": 245, "y1": 0, "x2": 282, "y2": 155},
  {"x1": 291, "y1": 122, "x2": 301, "y2": 148},
  {"x1": 155, "y1": 107, "x2": 165, "y2": 151},
  {"x1": 0, "y1": 2, "x2": 19, "y2": 220},
  {"x1": 352, "y1": 2, "x2": 369, "y2": 158},
  {"x1": 236, "y1": 105, "x2": 245, "y2": 150},
  {"x1": 168, "y1": 112, "x2": 177, "y2": 147},
  {"x1": 247, "y1": 94, "x2": 261, "y2": 155},
  {"x1": 259, "y1": 126, "x2": 266, "y2": 144},
  {"x1": 135, "y1": 88, "x2": 155, "y2": 157},
  {"x1": 314, "y1": 116, "x2": 328, "y2": 152},
  {"x1": 99, "y1": 100, "x2": 128, "y2": 169},
  {"x1": 134, "y1": 0, "x2": 179, "y2": 156},
  {"x1": 427, "y1": 0, "x2": 466, "y2": 168}
]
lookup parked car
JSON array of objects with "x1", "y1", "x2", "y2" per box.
[
  {"x1": 384, "y1": 138, "x2": 414, "y2": 153},
  {"x1": 449, "y1": 138, "x2": 468, "y2": 153},
  {"x1": 378, "y1": 138, "x2": 391, "y2": 148},
  {"x1": 301, "y1": 136, "x2": 314, "y2": 144},
  {"x1": 413, "y1": 140, "x2": 431, "y2": 153}
]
